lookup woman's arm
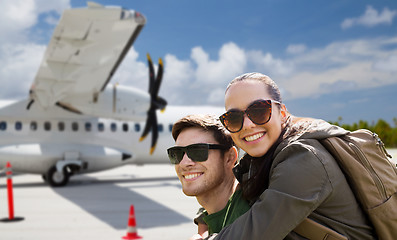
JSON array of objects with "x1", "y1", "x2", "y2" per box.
[{"x1": 215, "y1": 141, "x2": 333, "y2": 239}]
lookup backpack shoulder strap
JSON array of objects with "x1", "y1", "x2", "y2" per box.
[{"x1": 293, "y1": 218, "x2": 347, "y2": 240}]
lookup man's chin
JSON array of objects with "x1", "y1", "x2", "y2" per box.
[{"x1": 182, "y1": 189, "x2": 200, "y2": 197}]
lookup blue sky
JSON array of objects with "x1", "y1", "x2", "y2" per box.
[{"x1": 0, "y1": 0, "x2": 396, "y2": 124}]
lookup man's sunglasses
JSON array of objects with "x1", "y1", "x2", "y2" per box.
[
  {"x1": 219, "y1": 99, "x2": 281, "y2": 133},
  {"x1": 167, "y1": 143, "x2": 230, "y2": 164}
]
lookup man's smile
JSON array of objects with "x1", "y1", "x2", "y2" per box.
[{"x1": 183, "y1": 172, "x2": 203, "y2": 180}]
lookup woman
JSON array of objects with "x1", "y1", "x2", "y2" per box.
[{"x1": 214, "y1": 73, "x2": 375, "y2": 239}]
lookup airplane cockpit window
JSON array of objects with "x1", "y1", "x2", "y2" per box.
[
  {"x1": 169, "y1": 124, "x2": 173, "y2": 132},
  {"x1": 158, "y1": 124, "x2": 163, "y2": 132},
  {"x1": 15, "y1": 121, "x2": 22, "y2": 131},
  {"x1": 30, "y1": 121, "x2": 37, "y2": 131},
  {"x1": 134, "y1": 123, "x2": 140, "y2": 132},
  {"x1": 44, "y1": 122, "x2": 51, "y2": 131},
  {"x1": 121, "y1": 10, "x2": 133, "y2": 19},
  {"x1": 122, "y1": 123, "x2": 128, "y2": 132},
  {"x1": 72, "y1": 122, "x2": 79, "y2": 131},
  {"x1": 0, "y1": 121, "x2": 7, "y2": 131},
  {"x1": 111, "y1": 122, "x2": 117, "y2": 132},
  {"x1": 58, "y1": 122, "x2": 65, "y2": 131},
  {"x1": 98, "y1": 122, "x2": 104, "y2": 132},
  {"x1": 85, "y1": 122, "x2": 92, "y2": 132}
]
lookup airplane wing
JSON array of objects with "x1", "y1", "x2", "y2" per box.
[{"x1": 29, "y1": 2, "x2": 146, "y2": 108}]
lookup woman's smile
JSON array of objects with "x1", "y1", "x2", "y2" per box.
[{"x1": 244, "y1": 132, "x2": 265, "y2": 142}]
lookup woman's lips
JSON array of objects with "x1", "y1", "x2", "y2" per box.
[{"x1": 244, "y1": 132, "x2": 265, "y2": 142}]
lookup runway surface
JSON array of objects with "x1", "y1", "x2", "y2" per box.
[{"x1": 0, "y1": 164, "x2": 200, "y2": 240}]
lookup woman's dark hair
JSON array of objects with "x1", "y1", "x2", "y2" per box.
[{"x1": 226, "y1": 72, "x2": 283, "y2": 106}]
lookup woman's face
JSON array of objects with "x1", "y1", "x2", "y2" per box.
[{"x1": 224, "y1": 80, "x2": 285, "y2": 157}]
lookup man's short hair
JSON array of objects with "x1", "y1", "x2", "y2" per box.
[{"x1": 172, "y1": 114, "x2": 235, "y2": 149}]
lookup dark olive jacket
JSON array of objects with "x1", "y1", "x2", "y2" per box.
[{"x1": 214, "y1": 120, "x2": 375, "y2": 240}]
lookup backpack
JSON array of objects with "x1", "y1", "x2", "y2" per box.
[{"x1": 300, "y1": 129, "x2": 397, "y2": 240}]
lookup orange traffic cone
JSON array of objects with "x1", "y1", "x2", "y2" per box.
[
  {"x1": 0, "y1": 162, "x2": 24, "y2": 222},
  {"x1": 122, "y1": 205, "x2": 142, "y2": 239}
]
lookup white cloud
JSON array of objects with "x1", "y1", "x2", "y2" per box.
[
  {"x1": 208, "y1": 88, "x2": 226, "y2": 105},
  {"x1": 163, "y1": 54, "x2": 194, "y2": 87},
  {"x1": 0, "y1": 0, "x2": 36, "y2": 43},
  {"x1": 274, "y1": 37, "x2": 397, "y2": 100},
  {"x1": 0, "y1": 0, "x2": 396, "y2": 108},
  {"x1": 44, "y1": 15, "x2": 60, "y2": 25},
  {"x1": 286, "y1": 44, "x2": 307, "y2": 55},
  {"x1": 0, "y1": 0, "x2": 70, "y2": 99},
  {"x1": 341, "y1": 5, "x2": 397, "y2": 29},
  {"x1": 248, "y1": 50, "x2": 294, "y2": 76},
  {"x1": 127, "y1": 36, "x2": 397, "y2": 105},
  {"x1": 192, "y1": 42, "x2": 246, "y2": 85},
  {"x1": 0, "y1": 0, "x2": 70, "y2": 44},
  {"x1": 0, "y1": 43, "x2": 46, "y2": 99},
  {"x1": 373, "y1": 54, "x2": 397, "y2": 72},
  {"x1": 113, "y1": 47, "x2": 148, "y2": 90}
]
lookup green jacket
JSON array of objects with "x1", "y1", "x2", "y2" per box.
[{"x1": 214, "y1": 120, "x2": 376, "y2": 240}]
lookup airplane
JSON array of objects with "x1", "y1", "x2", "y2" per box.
[{"x1": 0, "y1": 2, "x2": 224, "y2": 187}]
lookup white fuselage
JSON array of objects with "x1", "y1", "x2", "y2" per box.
[{"x1": 0, "y1": 98, "x2": 224, "y2": 175}]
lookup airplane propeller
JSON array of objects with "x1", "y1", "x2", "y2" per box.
[{"x1": 139, "y1": 54, "x2": 167, "y2": 154}]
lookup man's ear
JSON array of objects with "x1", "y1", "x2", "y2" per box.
[{"x1": 225, "y1": 146, "x2": 238, "y2": 168}]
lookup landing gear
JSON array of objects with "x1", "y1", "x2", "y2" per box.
[
  {"x1": 44, "y1": 159, "x2": 83, "y2": 187},
  {"x1": 42, "y1": 174, "x2": 47, "y2": 182},
  {"x1": 46, "y1": 166, "x2": 70, "y2": 187}
]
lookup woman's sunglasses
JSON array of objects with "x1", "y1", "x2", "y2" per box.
[
  {"x1": 219, "y1": 99, "x2": 281, "y2": 133},
  {"x1": 167, "y1": 143, "x2": 230, "y2": 164}
]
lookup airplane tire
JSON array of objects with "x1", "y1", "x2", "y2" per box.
[
  {"x1": 47, "y1": 166, "x2": 69, "y2": 187},
  {"x1": 42, "y1": 174, "x2": 48, "y2": 183}
]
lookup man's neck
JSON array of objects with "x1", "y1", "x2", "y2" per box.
[{"x1": 197, "y1": 179, "x2": 238, "y2": 215}]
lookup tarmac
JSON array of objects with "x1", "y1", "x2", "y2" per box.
[
  {"x1": 0, "y1": 164, "x2": 200, "y2": 240},
  {"x1": 0, "y1": 149, "x2": 396, "y2": 240}
]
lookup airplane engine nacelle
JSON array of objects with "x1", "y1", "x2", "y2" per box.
[
  {"x1": 59, "y1": 84, "x2": 150, "y2": 122},
  {"x1": 0, "y1": 143, "x2": 134, "y2": 175}
]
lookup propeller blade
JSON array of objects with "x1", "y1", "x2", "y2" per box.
[
  {"x1": 139, "y1": 109, "x2": 158, "y2": 155},
  {"x1": 152, "y1": 58, "x2": 163, "y2": 97},
  {"x1": 150, "y1": 110, "x2": 158, "y2": 155},
  {"x1": 147, "y1": 53, "x2": 155, "y2": 95},
  {"x1": 139, "y1": 111, "x2": 152, "y2": 142}
]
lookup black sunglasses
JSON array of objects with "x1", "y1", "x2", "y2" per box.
[
  {"x1": 167, "y1": 143, "x2": 230, "y2": 164},
  {"x1": 219, "y1": 99, "x2": 281, "y2": 133}
]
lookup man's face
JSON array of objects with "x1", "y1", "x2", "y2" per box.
[{"x1": 174, "y1": 127, "x2": 229, "y2": 198}]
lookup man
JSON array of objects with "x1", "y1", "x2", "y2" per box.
[{"x1": 167, "y1": 114, "x2": 250, "y2": 238}]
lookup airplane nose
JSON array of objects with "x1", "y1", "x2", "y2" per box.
[{"x1": 122, "y1": 153, "x2": 132, "y2": 161}]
